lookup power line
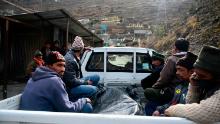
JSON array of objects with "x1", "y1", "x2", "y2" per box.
[{"x1": 1, "y1": 0, "x2": 37, "y2": 13}]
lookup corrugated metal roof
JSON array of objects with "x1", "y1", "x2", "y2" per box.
[{"x1": 6, "y1": 9, "x2": 103, "y2": 43}]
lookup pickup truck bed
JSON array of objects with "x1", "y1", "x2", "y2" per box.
[
  {"x1": 0, "y1": 94, "x2": 195, "y2": 124},
  {"x1": 0, "y1": 47, "x2": 213, "y2": 124}
]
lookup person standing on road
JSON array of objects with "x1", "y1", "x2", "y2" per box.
[
  {"x1": 40, "y1": 41, "x2": 51, "y2": 61},
  {"x1": 26, "y1": 50, "x2": 45, "y2": 77}
]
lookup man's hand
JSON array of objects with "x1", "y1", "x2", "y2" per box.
[
  {"x1": 189, "y1": 73, "x2": 199, "y2": 86},
  {"x1": 152, "y1": 110, "x2": 160, "y2": 116},
  {"x1": 165, "y1": 104, "x2": 186, "y2": 117},
  {"x1": 85, "y1": 98, "x2": 91, "y2": 103},
  {"x1": 164, "y1": 109, "x2": 171, "y2": 117},
  {"x1": 87, "y1": 80, "x2": 93, "y2": 85},
  {"x1": 164, "y1": 105, "x2": 175, "y2": 117},
  {"x1": 84, "y1": 46, "x2": 92, "y2": 51}
]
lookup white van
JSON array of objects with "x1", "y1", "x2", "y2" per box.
[{"x1": 81, "y1": 47, "x2": 154, "y2": 87}]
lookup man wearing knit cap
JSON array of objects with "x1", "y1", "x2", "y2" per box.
[
  {"x1": 20, "y1": 51, "x2": 93, "y2": 113},
  {"x1": 165, "y1": 46, "x2": 220, "y2": 124},
  {"x1": 152, "y1": 52, "x2": 197, "y2": 116},
  {"x1": 144, "y1": 38, "x2": 189, "y2": 113},
  {"x1": 63, "y1": 36, "x2": 100, "y2": 101}
]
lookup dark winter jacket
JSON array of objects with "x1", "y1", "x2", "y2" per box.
[
  {"x1": 156, "y1": 82, "x2": 188, "y2": 114},
  {"x1": 153, "y1": 52, "x2": 187, "y2": 89},
  {"x1": 20, "y1": 66, "x2": 87, "y2": 112},
  {"x1": 141, "y1": 64, "x2": 164, "y2": 89},
  {"x1": 63, "y1": 50, "x2": 86, "y2": 90}
]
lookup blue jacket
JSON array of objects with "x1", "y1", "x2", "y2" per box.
[
  {"x1": 156, "y1": 82, "x2": 188, "y2": 114},
  {"x1": 63, "y1": 50, "x2": 86, "y2": 90},
  {"x1": 19, "y1": 66, "x2": 87, "y2": 112}
]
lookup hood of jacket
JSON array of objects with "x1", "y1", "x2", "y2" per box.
[
  {"x1": 173, "y1": 52, "x2": 187, "y2": 58},
  {"x1": 32, "y1": 66, "x2": 59, "y2": 81}
]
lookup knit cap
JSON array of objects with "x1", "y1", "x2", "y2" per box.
[
  {"x1": 176, "y1": 52, "x2": 197, "y2": 70},
  {"x1": 72, "y1": 36, "x2": 84, "y2": 50},
  {"x1": 34, "y1": 50, "x2": 43, "y2": 57},
  {"x1": 45, "y1": 51, "x2": 65, "y2": 65},
  {"x1": 151, "y1": 51, "x2": 165, "y2": 62},
  {"x1": 194, "y1": 45, "x2": 220, "y2": 74},
  {"x1": 175, "y1": 38, "x2": 189, "y2": 52}
]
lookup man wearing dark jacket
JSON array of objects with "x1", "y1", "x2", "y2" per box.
[
  {"x1": 144, "y1": 38, "x2": 189, "y2": 115},
  {"x1": 63, "y1": 36, "x2": 100, "y2": 101},
  {"x1": 152, "y1": 52, "x2": 197, "y2": 116},
  {"x1": 144, "y1": 38, "x2": 189, "y2": 103},
  {"x1": 165, "y1": 46, "x2": 220, "y2": 123},
  {"x1": 20, "y1": 51, "x2": 92, "y2": 113},
  {"x1": 141, "y1": 51, "x2": 165, "y2": 89}
]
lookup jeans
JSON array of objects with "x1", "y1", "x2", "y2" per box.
[
  {"x1": 144, "y1": 101, "x2": 161, "y2": 116},
  {"x1": 70, "y1": 74, "x2": 100, "y2": 100},
  {"x1": 81, "y1": 74, "x2": 100, "y2": 86},
  {"x1": 81, "y1": 103, "x2": 93, "y2": 113}
]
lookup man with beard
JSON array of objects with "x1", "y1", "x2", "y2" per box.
[
  {"x1": 63, "y1": 36, "x2": 100, "y2": 101},
  {"x1": 165, "y1": 46, "x2": 220, "y2": 123},
  {"x1": 20, "y1": 51, "x2": 93, "y2": 113}
]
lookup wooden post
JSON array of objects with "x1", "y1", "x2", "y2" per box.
[
  {"x1": 66, "y1": 18, "x2": 69, "y2": 47},
  {"x1": 3, "y1": 20, "x2": 9, "y2": 99},
  {"x1": 93, "y1": 36, "x2": 95, "y2": 47}
]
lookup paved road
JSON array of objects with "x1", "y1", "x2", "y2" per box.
[{"x1": 0, "y1": 82, "x2": 26, "y2": 100}]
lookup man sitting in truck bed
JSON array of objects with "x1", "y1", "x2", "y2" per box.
[
  {"x1": 152, "y1": 52, "x2": 197, "y2": 116},
  {"x1": 165, "y1": 46, "x2": 220, "y2": 123},
  {"x1": 63, "y1": 36, "x2": 100, "y2": 101},
  {"x1": 144, "y1": 38, "x2": 189, "y2": 115},
  {"x1": 20, "y1": 51, "x2": 93, "y2": 113},
  {"x1": 141, "y1": 51, "x2": 165, "y2": 90}
]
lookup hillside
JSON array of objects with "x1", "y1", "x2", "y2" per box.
[
  {"x1": 2, "y1": 0, "x2": 220, "y2": 54},
  {"x1": 149, "y1": 0, "x2": 220, "y2": 54}
]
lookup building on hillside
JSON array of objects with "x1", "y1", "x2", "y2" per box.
[
  {"x1": 134, "y1": 29, "x2": 152, "y2": 38},
  {"x1": 101, "y1": 16, "x2": 122, "y2": 24}
]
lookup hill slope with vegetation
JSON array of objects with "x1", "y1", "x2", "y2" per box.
[{"x1": 148, "y1": 0, "x2": 220, "y2": 54}]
